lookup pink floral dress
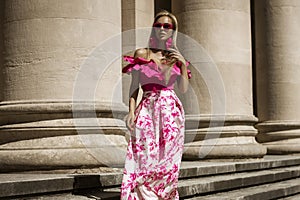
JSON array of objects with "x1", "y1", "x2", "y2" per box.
[{"x1": 121, "y1": 55, "x2": 191, "y2": 200}]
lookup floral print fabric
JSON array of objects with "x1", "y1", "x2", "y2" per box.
[
  {"x1": 121, "y1": 56, "x2": 190, "y2": 200},
  {"x1": 121, "y1": 90, "x2": 185, "y2": 200}
]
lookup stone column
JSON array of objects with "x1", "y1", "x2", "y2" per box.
[
  {"x1": 0, "y1": 0, "x2": 127, "y2": 171},
  {"x1": 255, "y1": 0, "x2": 300, "y2": 154},
  {"x1": 0, "y1": 1, "x2": 3, "y2": 102},
  {"x1": 173, "y1": 0, "x2": 266, "y2": 159},
  {"x1": 122, "y1": 0, "x2": 154, "y2": 105}
]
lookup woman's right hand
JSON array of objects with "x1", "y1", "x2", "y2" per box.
[{"x1": 126, "y1": 111, "x2": 135, "y2": 132}]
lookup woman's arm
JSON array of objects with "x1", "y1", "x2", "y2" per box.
[
  {"x1": 126, "y1": 48, "x2": 148, "y2": 131},
  {"x1": 126, "y1": 70, "x2": 139, "y2": 131},
  {"x1": 177, "y1": 63, "x2": 189, "y2": 93},
  {"x1": 168, "y1": 48, "x2": 189, "y2": 93}
]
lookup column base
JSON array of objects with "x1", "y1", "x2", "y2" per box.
[
  {"x1": 183, "y1": 115, "x2": 267, "y2": 159},
  {"x1": 256, "y1": 120, "x2": 300, "y2": 154},
  {"x1": 0, "y1": 118, "x2": 128, "y2": 172},
  {"x1": 183, "y1": 136, "x2": 266, "y2": 160},
  {"x1": 0, "y1": 101, "x2": 128, "y2": 172}
]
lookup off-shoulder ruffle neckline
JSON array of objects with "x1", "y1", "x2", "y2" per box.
[{"x1": 122, "y1": 55, "x2": 191, "y2": 79}]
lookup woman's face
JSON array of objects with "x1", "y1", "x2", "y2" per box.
[{"x1": 153, "y1": 16, "x2": 174, "y2": 42}]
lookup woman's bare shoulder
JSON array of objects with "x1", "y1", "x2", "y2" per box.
[{"x1": 134, "y1": 48, "x2": 149, "y2": 59}]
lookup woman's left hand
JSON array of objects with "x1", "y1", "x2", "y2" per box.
[{"x1": 167, "y1": 48, "x2": 186, "y2": 67}]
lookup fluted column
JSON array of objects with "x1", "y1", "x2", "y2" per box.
[
  {"x1": 173, "y1": 0, "x2": 266, "y2": 159},
  {"x1": 255, "y1": 0, "x2": 300, "y2": 154},
  {"x1": 0, "y1": 0, "x2": 127, "y2": 171}
]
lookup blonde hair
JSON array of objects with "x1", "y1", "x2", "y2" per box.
[
  {"x1": 148, "y1": 10, "x2": 179, "y2": 50},
  {"x1": 146, "y1": 11, "x2": 180, "y2": 83}
]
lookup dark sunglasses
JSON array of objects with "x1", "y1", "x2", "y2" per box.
[{"x1": 153, "y1": 23, "x2": 174, "y2": 30}]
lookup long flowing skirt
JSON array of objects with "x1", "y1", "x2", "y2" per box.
[{"x1": 121, "y1": 89, "x2": 185, "y2": 200}]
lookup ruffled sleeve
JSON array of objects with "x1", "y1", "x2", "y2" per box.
[{"x1": 122, "y1": 55, "x2": 151, "y2": 74}]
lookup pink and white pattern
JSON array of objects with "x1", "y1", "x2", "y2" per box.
[{"x1": 121, "y1": 56, "x2": 190, "y2": 200}]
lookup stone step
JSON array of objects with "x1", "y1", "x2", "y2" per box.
[
  {"x1": 0, "y1": 173, "x2": 122, "y2": 199},
  {"x1": 9, "y1": 193, "x2": 93, "y2": 200},
  {"x1": 71, "y1": 164, "x2": 300, "y2": 199},
  {"x1": 277, "y1": 193, "x2": 300, "y2": 200},
  {"x1": 2, "y1": 155, "x2": 300, "y2": 199},
  {"x1": 180, "y1": 155, "x2": 300, "y2": 179},
  {"x1": 178, "y1": 165, "x2": 300, "y2": 197},
  {"x1": 185, "y1": 178, "x2": 300, "y2": 200},
  {"x1": 0, "y1": 174, "x2": 74, "y2": 199}
]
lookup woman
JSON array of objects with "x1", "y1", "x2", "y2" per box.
[{"x1": 121, "y1": 10, "x2": 191, "y2": 200}]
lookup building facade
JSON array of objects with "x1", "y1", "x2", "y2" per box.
[{"x1": 0, "y1": 0, "x2": 299, "y2": 171}]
